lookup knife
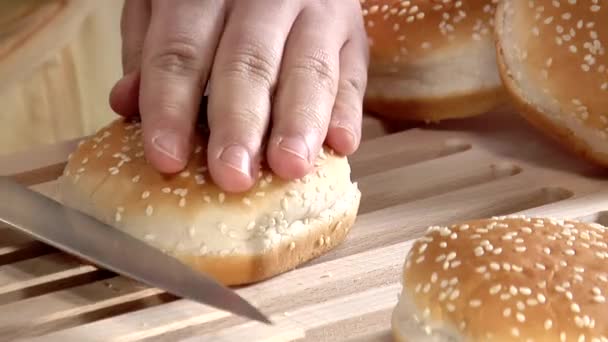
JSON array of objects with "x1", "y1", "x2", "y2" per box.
[{"x1": 0, "y1": 176, "x2": 271, "y2": 324}]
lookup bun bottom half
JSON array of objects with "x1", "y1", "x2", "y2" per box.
[
  {"x1": 363, "y1": 38, "x2": 507, "y2": 123},
  {"x1": 391, "y1": 286, "x2": 463, "y2": 342},
  {"x1": 364, "y1": 85, "x2": 506, "y2": 123},
  {"x1": 173, "y1": 194, "x2": 360, "y2": 285}
]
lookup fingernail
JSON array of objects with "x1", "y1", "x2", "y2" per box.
[
  {"x1": 278, "y1": 136, "x2": 309, "y2": 161},
  {"x1": 152, "y1": 132, "x2": 186, "y2": 162},
  {"x1": 219, "y1": 144, "x2": 251, "y2": 177},
  {"x1": 334, "y1": 122, "x2": 356, "y2": 147}
]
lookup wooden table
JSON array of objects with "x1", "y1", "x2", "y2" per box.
[{"x1": 1, "y1": 108, "x2": 608, "y2": 341}]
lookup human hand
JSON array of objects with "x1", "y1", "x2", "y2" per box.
[{"x1": 109, "y1": 0, "x2": 369, "y2": 193}]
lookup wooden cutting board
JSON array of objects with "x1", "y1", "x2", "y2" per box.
[{"x1": 1, "y1": 107, "x2": 608, "y2": 341}]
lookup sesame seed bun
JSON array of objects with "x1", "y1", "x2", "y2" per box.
[
  {"x1": 360, "y1": 0, "x2": 507, "y2": 122},
  {"x1": 392, "y1": 216, "x2": 608, "y2": 341},
  {"x1": 58, "y1": 117, "x2": 361, "y2": 286},
  {"x1": 495, "y1": 0, "x2": 608, "y2": 167}
]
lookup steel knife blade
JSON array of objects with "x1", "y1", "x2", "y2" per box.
[{"x1": 0, "y1": 176, "x2": 271, "y2": 324}]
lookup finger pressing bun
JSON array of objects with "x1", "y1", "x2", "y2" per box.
[
  {"x1": 58, "y1": 117, "x2": 361, "y2": 286},
  {"x1": 360, "y1": 0, "x2": 506, "y2": 122},
  {"x1": 495, "y1": 0, "x2": 608, "y2": 167},
  {"x1": 392, "y1": 216, "x2": 608, "y2": 341}
]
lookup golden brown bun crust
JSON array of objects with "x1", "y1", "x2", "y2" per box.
[
  {"x1": 495, "y1": 0, "x2": 608, "y2": 167},
  {"x1": 177, "y1": 207, "x2": 357, "y2": 285},
  {"x1": 393, "y1": 216, "x2": 608, "y2": 341},
  {"x1": 360, "y1": 0, "x2": 505, "y2": 121},
  {"x1": 59, "y1": 117, "x2": 361, "y2": 285},
  {"x1": 364, "y1": 85, "x2": 506, "y2": 123}
]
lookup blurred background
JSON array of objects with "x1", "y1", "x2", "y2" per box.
[{"x1": 0, "y1": 0, "x2": 124, "y2": 156}]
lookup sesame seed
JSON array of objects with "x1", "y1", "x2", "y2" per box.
[
  {"x1": 571, "y1": 303, "x2": 581, "y2": 313},
  {"x1": 469, "y1": 299, "x2": 482, "y2": 307}
]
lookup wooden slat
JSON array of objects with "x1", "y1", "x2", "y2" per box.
[
  {"x1": 350, "y1": 128, "x2": 470, "y2": 179},
  {"x1": 0, "y1": 238, "x2": 51, "y2": 266},
  {"x1": 515, "y1": 191, "x2": 608, "y2": 219},
  {"x1": 184, "y1": 284, "x2": 401, "y2": 342},
  {"x1": 311, "y1": 174, "x2": 575, "y2": 266},
  {"x1": 357, "y1": 148, "x2": 518, "y2": 213},
  {"x1": 342, "y1": 330, "x2": 393, "y2": 342},
  {"x1": 21, "y1": 240, "x2": 412, "y2": 341},
  {"x1": 0, "y1": 277, "x2": 165, "y2": 340},
  {"x1": 0, "y1": 253, "x2": 91, "y2": 291},
  {"x1": 298, "y1": 308, "x2": 393, "y2": 342},
  {"x1": 20, "y1": 303, "x2": 228, "y2": 342},
  {"x1": 0, "y1": 253, "x2": 97, "y2": 303}
]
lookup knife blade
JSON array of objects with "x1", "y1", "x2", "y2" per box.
[{"x1": 0, "y1": 176, "x2": 271, "y2": 324}]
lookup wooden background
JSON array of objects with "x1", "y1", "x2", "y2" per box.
[{"x1": 0, "y1": 0, "x2": 124, "y2": 156}]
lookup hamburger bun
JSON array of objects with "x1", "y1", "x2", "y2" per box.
[
  {"x1": 360, "y1": 0, "x2": 506, "y2": 122},
  {"x1": 495, "y1": 0, "x2": 608, "y2": 167},
  {"x1": 58, "y1": 117, "x2": 361, "y2": 286},
  {"x1": 392, "y1": 216, "x2": 608, "y2": 341}
]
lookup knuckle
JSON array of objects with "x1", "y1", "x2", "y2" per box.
[
  {"x1": 220, "y1": 42, "x2": 278, "y2": 89},
  {"x1": 149, "y1": 100, "x2": 183, "y2": 122},
  {"x1": 341, "y1": 71, "x2": 367, "y2": 96},
  {"x1": 149, "y1": 37, "x2": 201, "y2": 76},
  {"x1": 215, "y1": 107, "x2": 267, "y2": 136},
  {"x1": 292, "y1": 105, "x2": 326, "y2": 134},
  {"x1": 122, "y1": 45, "x2": 143, "y2": 72},
  {"x1": 291, "y1": 50, "x2": 337, "y2": 91},
  {"x1": 334, "y1": 96, "x2": 362, "y2": 119}
]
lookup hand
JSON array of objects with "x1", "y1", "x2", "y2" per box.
[{"x1": 109, "y1": 0, "x2": 369, "y2": 193}]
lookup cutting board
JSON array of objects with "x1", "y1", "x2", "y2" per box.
[{"x1": 1, "y1": 107, "x2": 608, "y2": 341}]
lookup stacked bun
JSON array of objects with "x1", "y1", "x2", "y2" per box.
[
  {"x1": 58, "y1": 118, "x2": 361, "y2": 286},
  {"x1": 392, "y1": 216, "x2": 608, "y2": 341},
  {"x1": 360, "y1": 0, "x2": 506, "y2": 122},
  {"x1": 495, "y1": 0, "x2": 608, "y2": 167}
]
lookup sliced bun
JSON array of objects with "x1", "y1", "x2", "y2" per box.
[
  {"x1": 495, "y1": 0, "x2": 608, "y2": 167},
  {"x1": 58, "y1": 118, "x2": 361, "y2": 286},
  {"x1": 360, "y1": 0, "x2": 506, "y2": 122},
  {"x1": 392, "y1": 216, "x2": 608, "y2": 341}
]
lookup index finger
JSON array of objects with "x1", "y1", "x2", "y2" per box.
[{"x1": 138, "y1": 0, "x2": 225, "y2": 173}]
